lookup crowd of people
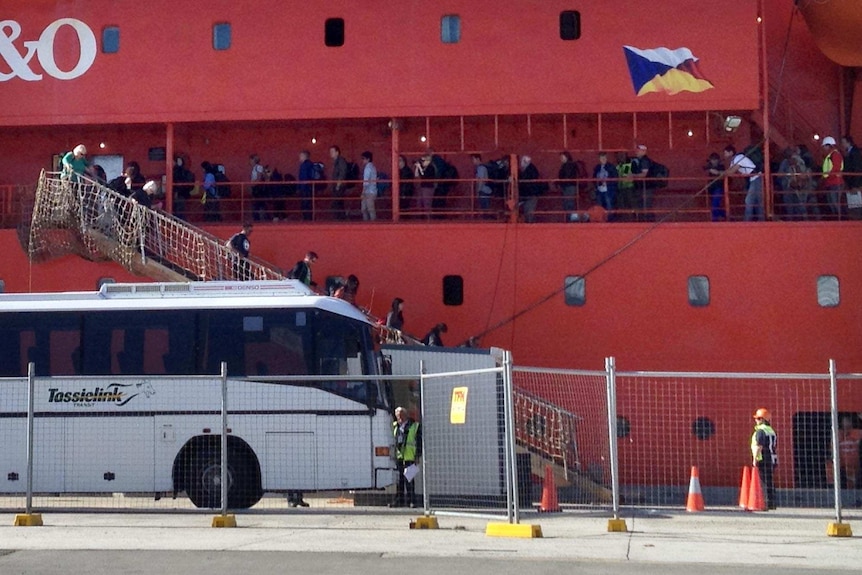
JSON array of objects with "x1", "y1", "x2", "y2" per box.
[{"x1": 60, "y1": 135, "x2": 862, "y2": 224}]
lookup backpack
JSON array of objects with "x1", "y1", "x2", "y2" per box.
[
  {"x1": 484, "y1": 160, "x2": 509, "y2": 197},
  {"x1": 441, "y1": 161, "x2": 458, "y2": 180},
  {"x1": 647, "y1": 162, "x2": 669, "y2": 188},
  {"x1": 311, "y1": 162, "x2": 325, "y2": 181},
  {"x1": 213, "y1": 171, "x2": 232, "y2": 198},
  {"x1": 343, "y1": 161, "x2": 360, "y2": 189},
  {"x1": 376, "y1": 172, "x2": 390, "y2": 195}
]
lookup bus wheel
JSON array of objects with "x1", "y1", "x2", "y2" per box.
[
  {"x1": 187, "y1": 450, "x2": 231, "y2": 509},
  {"x1": 186, "y1": 446, "x2": 262, "y2": 509}
]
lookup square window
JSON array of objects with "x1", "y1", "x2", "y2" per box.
[
  {"x1": 688, "y1": 275, "x2": 710, "y2": 307},
  {"x1": 0, "y1": 279, "x2": 4, "y2": 293},
  {"x1": 101, "y1": 26, "x2": 120, "y2": 53},
  {"x1": 325, "y1": 18, "x2": 345, "y2": 47},
  {"x1": 443, "y1": 275, "x2": 463, "y2": 306},
  {"x1": 213, "y1": 23, "x2": 231, "y2": 50},
  {"x1": 817, "y1": 275, "x2": 839, "y2": 307},
  {"x1": 560, "y1": 11, "x2": 581, "y2": 41},
  {"x1": 564, "y1": 276, "x2": 585, "y2": 306},
  {"x1": 441, "y1": 15, "x2": 461, "y2": 44}
]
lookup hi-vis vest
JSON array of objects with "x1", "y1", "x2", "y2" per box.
[
  {"x1": 751, "y1": 422, "x2": 777, "y2": 464},
  {"x1": 393, "y1": 420, "x2": 419, "y2": 462},
  {"x1": 823, "y1": 152, "x2": 844, "y2": 178},
  {"x1": 617, "y1": 162, "x2": 634, "y2": 189}
]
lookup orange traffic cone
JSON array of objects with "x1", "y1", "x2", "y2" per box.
[
  {"x1": 538, "y1": 465, "x2": 561, "y2": 513},
  {"x1": 747, "y1": 465, "x2": 766, "y2": 511},
  {"x1": 738, "y1": 466, "x2": 751, "y2": 509},
  {"x1": 685, "y1": 466, "x2": 705, "y2": 512}
]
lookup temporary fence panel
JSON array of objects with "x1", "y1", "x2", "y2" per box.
[
  {"x1": 221, "y1": 374, "x2": 401, "y2": 511},
  {"x1": 613, "y1": 371, "x2": 833, "y2": 508},
  {"x1": 512, "y1": 367, "x2": 612, "y2": 510},
  {"x1": 420, "y1": 365, "x2": 511, "y2": 518},
  {"x1": 0, "y1": 376, "x2": 28, "y2": 511}
]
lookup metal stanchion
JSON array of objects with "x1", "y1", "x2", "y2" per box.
[
  {"x1": 212, "y1": 361, "x2": 236, "y2": 527},
  {"x1": 485, "y1": 352, "x2": 542, "y2": 539},
  {"x1": 413, "y1": 360, "x2": 437, "y2": 529},
  {"x1": 605, "y1": 356, "x2": 627, "y2": 532},
  {"x1": 827, "y1": 359, "x2": 852, "y2": 537},
  {"x1": 15, "y1": 362, "x2": 42, "y2": 526}
]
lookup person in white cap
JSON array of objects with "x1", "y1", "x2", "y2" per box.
[
  {"x1": 820, "y1": 136, "x2": 844, "y2": 218},
  {"x1": 61, "y1": 144, "x2": 94, "y2": 181}
]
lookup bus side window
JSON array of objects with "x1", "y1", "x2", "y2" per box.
[{"x1": 0, "y1": 328, "x2": 22, "y2": 376}]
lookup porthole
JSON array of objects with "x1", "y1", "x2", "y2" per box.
[
  {"x1": 692, "y1": 416, "x2": 715, "y2": 440},
  {"x1": 102, "y1": 26, "x2": 120, "y2": 54},
  {"x1": 688, "y1": 275, "x2": 710, "y2": 307},
  {"x1": 213, "y1": 23, "x2": 231, "y2": 50},
  {"x1": 616, "y1": 415, "x2": 630, "y2": 438},
  {"x1": 817, "y1": 275, "x2": 839, "y2": 307},
  {"x1": 560, "y1": 11, "x2": 581, "y2": 41},
  {"x1": 325, "y1": 18, "x2": 345, "y2": 47},
  {"x1": 443, "y1": 275, "x2": 463, "y2": 306},
  {"x1": 564, "y1": 275, "x2": 585, "y2": 306}
]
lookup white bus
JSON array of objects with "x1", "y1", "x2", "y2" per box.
[{"x1": 0, "y1": 281, "x2": 396, "y2": 508}]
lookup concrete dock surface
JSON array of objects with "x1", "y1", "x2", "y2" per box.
[{"x1": 1, "y1": 506, "x2": 859, "y2": 574}]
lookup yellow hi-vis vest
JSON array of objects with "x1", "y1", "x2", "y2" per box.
[
  {"x1": 751, "y1": 422, "x2": 777, "y2": 464},
  {"x1": 822, "y1": 152, "x2": 844, "y2": 176},
  {"x1": 393, "y1": 420, "x2": 419, "y2": 462}
]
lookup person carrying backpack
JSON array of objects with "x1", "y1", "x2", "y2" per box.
[
  {"x1": 287, "y1": 251, "x2": 318, "y2": 289},
  {"x1": 630, "y1": 144, "x2": 654, "y2": 221},
  {"x1": 328, "y1": 145, "x2": 349, "y2": 220},
  {"x1": 298, "y1": 150, "x2": 315, "y2": 221},
  {"x1": 558, "y1": 151, "x2": 579, "y2": 220}
]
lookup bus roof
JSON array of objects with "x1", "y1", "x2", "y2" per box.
[{"x1": 0, "y1": 281, "x2": 372, "y2": 323}]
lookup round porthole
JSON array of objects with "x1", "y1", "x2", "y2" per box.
[
  {"x1": 616, "y1": 416, "x2": 631, "y2": 438},
  {"x1": 692, "y1": 416, "x2": 716, "y2": 440}
]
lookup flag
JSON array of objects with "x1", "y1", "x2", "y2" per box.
[{"x1": 623, "y1": 45, "x2": 714, "y2": 96}]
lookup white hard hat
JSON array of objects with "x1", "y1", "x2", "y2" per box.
[{"x1": 821, "y1": 136, "x2": 836, "y2": 147}]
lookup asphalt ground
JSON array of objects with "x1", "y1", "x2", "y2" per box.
[{"x1": 1, "y1": 506, "x2": 860, "y2": 574}]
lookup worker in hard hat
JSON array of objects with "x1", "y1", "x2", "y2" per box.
[{"x1": 751, "y1": 408, "x2": 778, "y2": 510}]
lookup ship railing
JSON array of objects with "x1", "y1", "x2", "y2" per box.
[{"x1": 30, "y1": 171, "x2": 862, "y2": 231}]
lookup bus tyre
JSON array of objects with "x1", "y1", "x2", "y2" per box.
[{"x1": 186, "y1": 447, "x2": 261, "y2": 509}]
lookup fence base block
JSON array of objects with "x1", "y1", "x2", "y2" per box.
[
  {"x1": 826, "y1": 522, "x2": 852, "y2": 537},
  {"x1": 607, "y1": 518, "x2": 628, "y2": 532},
  {"x1": 410, "y1": 516, "x2": 439, "y2": 529},
  {"x1": 485, "y1": 522, "x2": 542, "y2": 538},
  {"x1": 211, "y1": 514, "x2": 237, "y2": 528},
  {"x1": 14, "y1": 514, "x2": 43, "y2": 527}
]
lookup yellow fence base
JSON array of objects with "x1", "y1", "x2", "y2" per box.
[
  {"x1": 211, "y1": 514, "x2": 237, "y2": 528},
  {"x1": 14, "y1": 514, "x2": 43, "y2": 527},
  {"x1": 410, "y1": 516, "x2": 439, "y2": 529},
  {"x1": 485, "y1": 522, "x2": 542, "y2": 538},
  {"x1": 826, "y1": 522, "x2": 852, "y2": 537},
  {"x1": 607, "y1": 518, "x2": 628, "y2": 532}
]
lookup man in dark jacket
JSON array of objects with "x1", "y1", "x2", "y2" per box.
[
  {"x1": 842, "y1": 135, "x2": 862, "y2": 219},
  {"x1": 518, "y1": 155, "x2": 545, "y2": 223},
  {"x1": 329, "y1": 145, "x2": 348, "y2": 219}
]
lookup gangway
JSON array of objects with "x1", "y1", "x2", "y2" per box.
[
  {"x1": 24, "y1": 170, "x2": 284, "y2": 283},
  {"x1": 23, "y1": 170, "x2": 422, "y2": 343}
]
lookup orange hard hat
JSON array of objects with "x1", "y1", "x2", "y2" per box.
[{"x1": 753, "y1": 408, "x2": 771, "y2": 421}]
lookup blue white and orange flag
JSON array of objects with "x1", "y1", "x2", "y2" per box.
[{"x1": 623, "y1": 45, "x2": 714, "y2": 96}]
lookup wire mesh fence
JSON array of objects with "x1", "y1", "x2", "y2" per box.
[{"x1": 1, "y1": 357, "x2": 860, "y2": 521}]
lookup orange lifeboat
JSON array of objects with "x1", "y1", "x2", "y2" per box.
[{"x1": 798, "y1": 0, "x2": 862, "y2": 66}]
